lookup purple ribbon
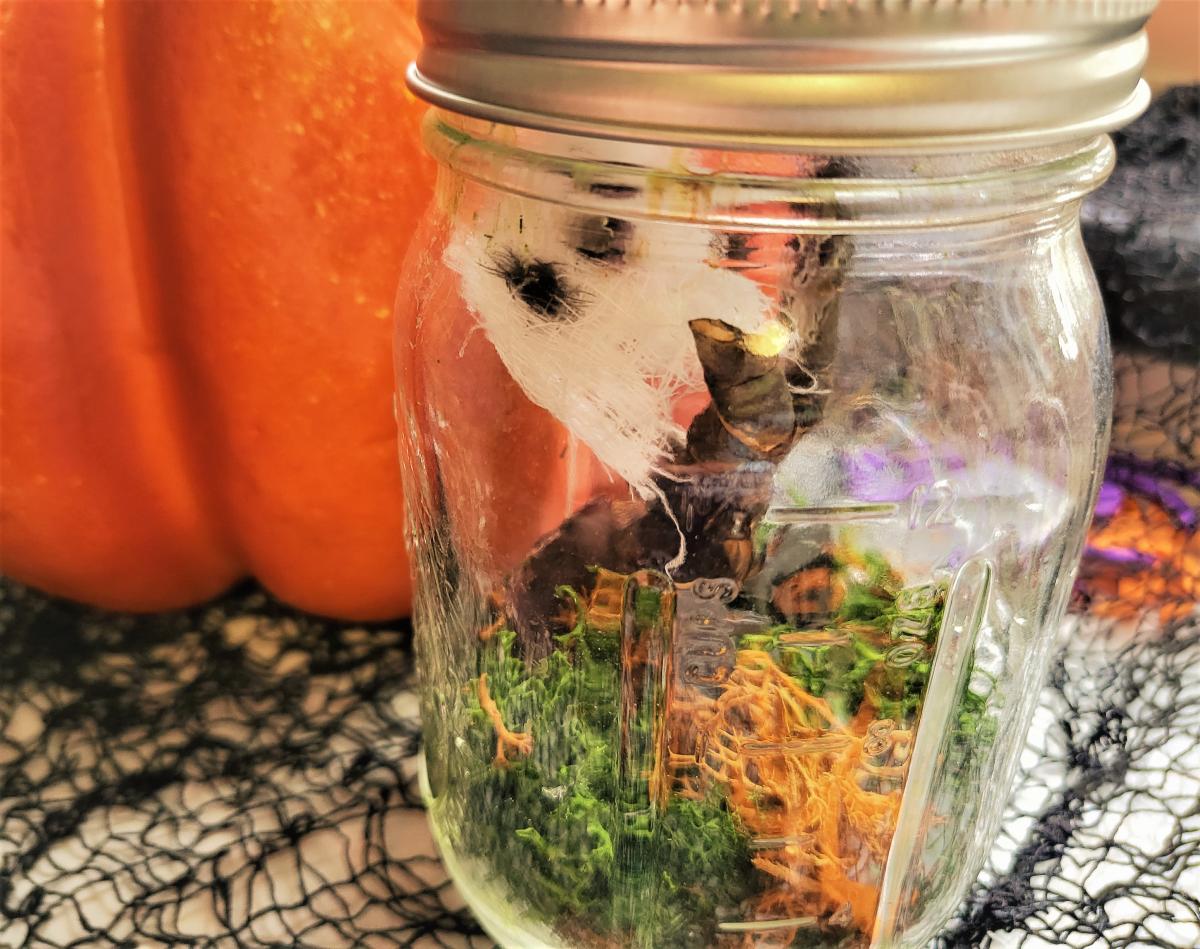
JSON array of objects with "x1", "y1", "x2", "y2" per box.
[{"x1": 1099, "y1": 454, "x2": 1198, "y2": 531}]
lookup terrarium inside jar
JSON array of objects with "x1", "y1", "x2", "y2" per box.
[{"x1": 396, "y1": 3, "x2": 1155, "y2": 947}]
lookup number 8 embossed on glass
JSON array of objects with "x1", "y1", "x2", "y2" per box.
[{"x1": 395, "y1": 3, "x2": 1156, "y2": 946}]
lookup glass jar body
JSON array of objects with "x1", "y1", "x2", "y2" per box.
[{"x1": 396, "y1": 117, "x2": 1112, "y2": 949}]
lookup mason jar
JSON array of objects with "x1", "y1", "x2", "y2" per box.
[{"x1": 396, "y1": 3, "x2": 1155, "y2": 946}]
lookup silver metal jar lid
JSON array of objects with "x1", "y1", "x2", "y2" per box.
[{"x1": 406, "y1": 0, "x2": 1157, "y2": 152}]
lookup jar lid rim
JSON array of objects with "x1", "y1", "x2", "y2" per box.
[{"x1": 407, "y1": 0, "x2": 1157, "y2": 152}]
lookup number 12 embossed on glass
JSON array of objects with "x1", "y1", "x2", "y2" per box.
[{"x1": 396, "y1": 3, "x2": 1157, "y2": 946}]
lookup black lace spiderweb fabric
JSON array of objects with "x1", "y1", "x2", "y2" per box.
[
  {"x1": 1, "y1": 90, "x2": 1196, "y2": 948},
  {"x1": 0, "y1": 587, "x2": 485, "y2": 948},
  {"x1": 938, "y1": 611, "x2": 1200, "y2": 949},
  {"x1": 0, "y1": 574, "x2": 1195, "y2": 948}
]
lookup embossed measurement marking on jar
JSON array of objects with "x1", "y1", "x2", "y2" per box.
[
  {"x1": 886, "y1": 641, "x2": 927, "y2": 667},
  {"x1": 777, "y1": 631, "x2": 851, "y2": 648},
  {"x1": 863, "y1": 718, "x2": 897, "y2": 756},
  {"x1": 740, "y1": 735, "x2": 853, "y2": 757},
  {"x1": 768, "y1": 502, "x2": 899, "y2": 523},
  {"x1": 717, "y1": 916, "x2": 820, "y2": 933},
  {"x1": 674, "y1": 579, "x2": 768, "y2": 689},
  {"x1": 907, "y1": 481, "x2": 959, "y2": 529}
]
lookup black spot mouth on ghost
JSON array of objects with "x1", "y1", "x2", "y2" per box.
[{"x1": 487, "y1": 250, "x2": 586, "y2": 320}]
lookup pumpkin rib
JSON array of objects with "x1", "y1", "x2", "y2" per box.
[
  {"x1": 99, "y1": 0, "x2": 247, "y2": 577},
  {"x1": 0, "y1": 0, "x2": 242, "y2": 611},
  {"x1": 98, "y1": 0, "x2": 432, "y2": 620}
]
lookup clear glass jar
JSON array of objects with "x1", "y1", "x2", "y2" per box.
[{"x1": 395, "y1": 114, "x2": 1115, "y2": 948}]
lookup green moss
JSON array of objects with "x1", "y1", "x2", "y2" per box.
[
  {"x1": 451, "y1": 618, "x2": 754, "y2": 948},
  {"x1": 445, "y1": 555, "x2": 994, "y2": 946}
]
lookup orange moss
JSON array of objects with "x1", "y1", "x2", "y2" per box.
[
  {"x1": 477, "y1": 672, "x2": 533, "y2": 767},
  {"x1": 670, "y1": 648, "x2": 910, "y2": 943}
]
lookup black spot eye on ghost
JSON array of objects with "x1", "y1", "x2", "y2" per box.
[
  {"x1": 487, "y1": 250, "x2": 586, "y2": 320},
  {"x1": 574, "y1": 216, "x2": 630, "y2": 264},
  {"x1": 711, "y1": 231, "x2": 756, "y2": 263}
]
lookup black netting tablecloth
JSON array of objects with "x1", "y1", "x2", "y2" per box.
[
  {"x1": 2, "y1": 89, "x2": 1197, "y2": 948},
  {"x1": 0, "y1": 581, "x2": 480, "y2": 948},
  {"x1": 1, "y1": 569, "x2": 1196, "y2": 948}
]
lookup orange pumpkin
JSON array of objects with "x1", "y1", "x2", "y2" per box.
[{"x1": 0, "y1": 0, "x2": 434, "y2": 619}]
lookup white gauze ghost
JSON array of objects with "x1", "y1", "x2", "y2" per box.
[{"x1": 445, "y1": 193, "x2": 771, "y2": 498}]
